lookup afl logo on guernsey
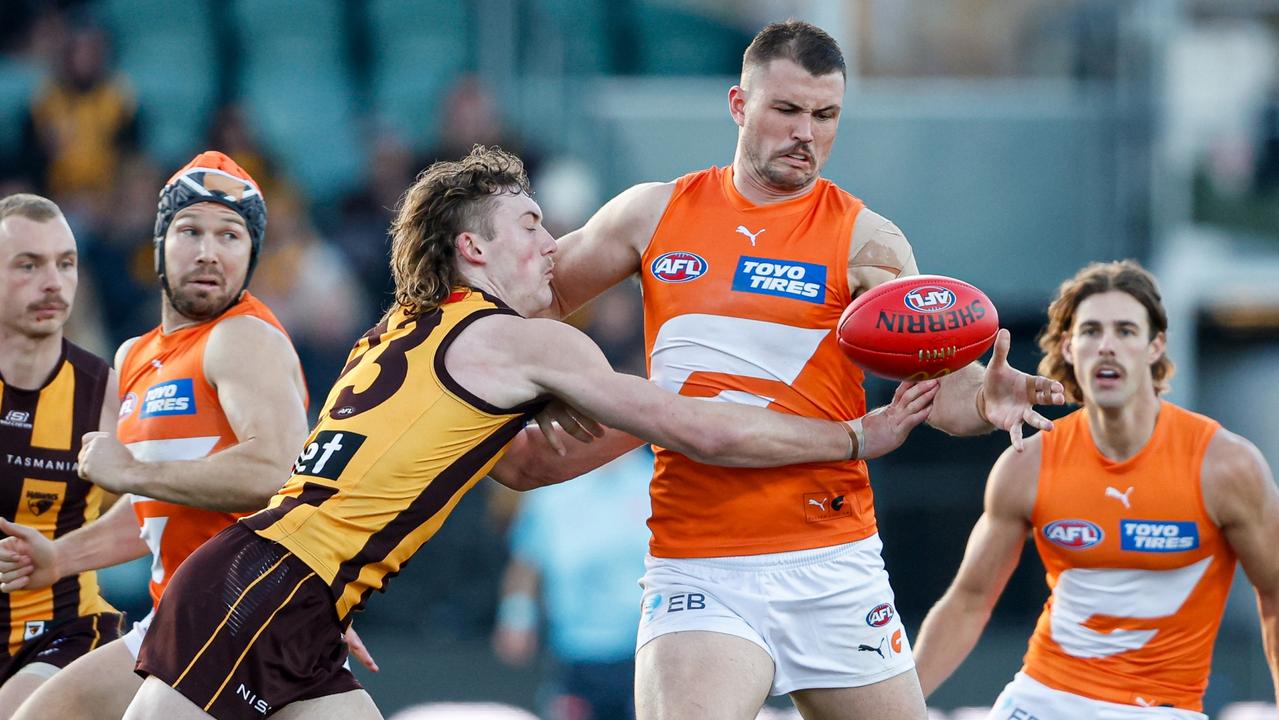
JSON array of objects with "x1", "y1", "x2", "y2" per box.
[
  {"x1": 119, "y1": 392, "x2": 138, "y2": 418},
  {"x1": 1044, "y1": 519, "x2": 1103, "y2": 549},
  {"x1": 866, "y1": 603, "x2": 895, "y2": 627},
  {"x1": 904, "y1": 286, "x2": 956, "y2": 313},
  {"x1": 650, "y1": 251, "x2": 707, "y2": 283}
]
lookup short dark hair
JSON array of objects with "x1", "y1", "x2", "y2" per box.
[
  {"x1": 1037, "y1": 260, "x2": 1174, "y2": 403},
  {"x1": 0, "y1": 193, "x2": 64, "y2": 224},
  {"x1": 388, "y1": 145, "x2": 530, "y2": 318},
  {"x1": 743, "y1": 20, "x2": 845, "y2": 80}
]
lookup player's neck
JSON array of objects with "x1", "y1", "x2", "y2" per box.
[
  {"x1": 160, "y1": 302, "x2": 206, "y2": 334},
  {"x1": 0, "y1": 328, "x2": 63, "y2": 389},
  {"x1": 159, "y1": 292, "x2": 239, "y2": 334},
  {"x1": 730, "y1": 156, "x2": 819, "y2": 206},
  {"x1": 1084, "y1": 392, "x2": 1161, "y2": 462}
]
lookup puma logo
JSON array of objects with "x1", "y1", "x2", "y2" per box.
[
  {"x1": 735, "y1": 225, "x2": 765, "y2": 246},
  {"x1": 857, "y1": 638, "x2": 886, "y2": 659},
  {"x1": 1106, "y1": 486, "x2": 1134, "y2": 509},
  {"x1": 807, "y1": 498, "x2": 827, "y2": 511}
]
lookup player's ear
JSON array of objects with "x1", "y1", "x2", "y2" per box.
[
  {"x1": 455, "y1": 232, "x2": 486, "y2": 265},
  {"x1": 1060, "y1": 333, "x2": 1073, "y2": 365},
  {"x1": 728, "y1": 85, "x2": 748, "y2": 127},
  {"x1": 1148, "y1": 330, "x2": 1166, "y2": 364}
]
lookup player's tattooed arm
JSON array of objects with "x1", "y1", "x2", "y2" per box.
[
  {"x1": 1203, "y1": 430, "x2": 1279, "y2": 703},
  {"x1": 846, "y1": 208, "x2": 918, "y2": 298}
]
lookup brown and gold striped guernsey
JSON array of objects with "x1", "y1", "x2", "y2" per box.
[
  {"x1": 243, "y1": 289, "x2": 547, "y2": 621},
  {"x1": 0, "y1": 340, "x2": 116, "y2": 657}
]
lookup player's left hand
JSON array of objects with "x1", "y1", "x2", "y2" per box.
[
  {"x1": 344, "y1": 626, "x2": 379, "y2": 672},
  {"x1": 533, "y1": 399, "x2": 605, "y2": 456},
  {"x1": 980, "y1": 329, "x2": 1066, "y2": 451},
  {"x1": 77, "y1": 431, "x2": 140, "y2": 493}
]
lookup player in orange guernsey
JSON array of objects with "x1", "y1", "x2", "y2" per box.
[
  {"x1": 0, "y1": 194, "x2": 123, "y2": 718},
  {"x1": 489, "y1": 20, "x2": 1066, "y2": 720},
  {"x1": 913, "y1": 260, "x2": 1279, "y2": 718},
  {"x1": 0, "y1": 152, "x2": 378, "y2": 720},
  {"x1": 117, "y1": 146, "x2": 941, "y2": 720}
]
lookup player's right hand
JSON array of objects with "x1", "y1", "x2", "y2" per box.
[
  {"x1": 859, "y1": 379, "x2": 940, "y2": 460},
  {"x1": 0, "y1": 517, "x2": 59, "y2": 593},
  {"x1": 77, "y1": 431, "x2": 141, "y2": 494}
]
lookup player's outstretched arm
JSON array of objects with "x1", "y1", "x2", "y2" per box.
[
  {"x1": 79, "y1": 316, "x2": 309, "y2": 511},
  {"x1": 508, "y1": 319, "x2": 937, "y2": 467},
  {"x1": 928, "y1": 330, "x2": 1066, "y2": 449},
  {"x1": 541, "y1": 182, "x2": 674, "y2": 319},
  {"x1": 1203, "y1": 430, "x2": 1279, "y2": 704},
  {"x1": 0, "y1": 496, "x2": 149, "y2": 592},
  {"x1": 490, "y1": 423, "x2": 644, "y2": 492},
  {"x1": 913, "y1": 440, "x2": 1038, "y2": 697}
]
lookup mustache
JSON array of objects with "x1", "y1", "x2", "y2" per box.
[
  {"x1": 28, "y1": 296, "x2": 69, "y2": 312},
  {"x1": 178, "y1": 269, "x2": 226, "y2": 285},
  {"x1": 776, "y1": 143, "x2": 814, "y2": 162}
]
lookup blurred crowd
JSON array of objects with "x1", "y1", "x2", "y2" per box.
[{"x1": 0, "y1": 3, "x2": 629, "y2": 401}]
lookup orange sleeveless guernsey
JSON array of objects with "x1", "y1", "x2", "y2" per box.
[
  {"x1": 116, "y1": 292, "x2": 303, "y2": 608},
  {"x1": 1025, "y1": 401, "x2": 1231, "y2": 711},
  {"x1": 641, "y1": 165, "x2": 870, "y2": 558}
]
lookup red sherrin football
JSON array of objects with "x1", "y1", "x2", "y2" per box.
[{"x1": 838, "y1": 275, "x2": 999, "y2": 380}]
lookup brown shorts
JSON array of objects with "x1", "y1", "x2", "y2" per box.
[
  {"x1": 0, "y1": 611, "x2": 124, "y2": 682},
  {"x1": 135, "y1": 523, "x2": 360, "y2": 719}
]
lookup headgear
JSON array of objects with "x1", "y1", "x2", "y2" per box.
[{"x1": 154, "y1": 151, "x2": 267, "y2": 295}]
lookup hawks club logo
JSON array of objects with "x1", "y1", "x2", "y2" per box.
[
  {"x1": 26, "y1": 490, "x2": 59, "y2": 516},
  {"x1": 650, "y1": 251, "x2": 707, "y2": 283}
]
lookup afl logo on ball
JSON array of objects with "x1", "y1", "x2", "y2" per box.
[
  {"x1": 866, "y1": 603, "x2": 895, "y2": 627},
  {"x1": 904, "y1": 286, "x2": 956, "y2": 313},
  {"x1": 651, "y1": 251, "x2": 707, "y2": 283}
]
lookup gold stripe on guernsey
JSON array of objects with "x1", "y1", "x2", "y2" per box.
[
  {"x1": 89, "y1": 613, "x2": 100, "y2": 650},
  {"x1": 76, "y1": 486, "x2": 110, "y2": 616},
  {"x1": 7, "y1": 477, "x2": 67, "y2": 651},
  {"x1": 173, "y1": 552, "x2": 294, "y2": 689},
  {"x1": 205, "y1": 572, "x2": 317, "y2": 712},
  {"x1": 30, "y1": 362, "x2": 74, "y2": 450}
]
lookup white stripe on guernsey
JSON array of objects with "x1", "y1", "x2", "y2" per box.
[
  {"x1": 125, "y1": 436, "x2": 220, "y2": 462},
  {"x1": 650, "y1": 314, "x2": 829, "y2": 405},
  {"x1": 1049, "y1": 556, "x2": 1212, "y2": 659}
]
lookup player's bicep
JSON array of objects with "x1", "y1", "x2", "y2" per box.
[
  {"x1": 847, "y1": 208, "x2": 917, "y2": 297},
  {"x1": 1206, "y1": 433, "x2": 1279, "y2": 593},
  {"x1": 547, "y1": 182, "x2": 673, "y2": 318},
  {"x1": 204, "y1": 319, "x2": 309, "y2": 462},
  {"x1": 521, "y1": 322, "x2": 670, "y2": 436}
]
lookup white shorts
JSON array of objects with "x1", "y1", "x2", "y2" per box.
[
  {"x1": 987, "y1": 673, "x2": 1207, "y2": 720},
  {"x1": 636, "y1": 533, "x2": 913, "y2": 696},
  {"x1": 120, "y1": 608, "x2": 154, "y2": 659}
]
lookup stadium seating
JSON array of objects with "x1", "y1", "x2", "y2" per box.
[
  {"x1": 0, "y1": 56, "x2": 42, "y2": 164},
  {"x1": 230, "y1": 0, "x2": 364, "y2": 202},
  {"x1": 94, "y1": 0, "x2": 216, "y2": 164},
  {"x1": 366, "y1": 0, "x2": 469, "y2": 150}
]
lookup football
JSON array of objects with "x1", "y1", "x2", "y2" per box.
[{"x1": 838, "y1": 275, "x2": 999, "y2": 380}]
